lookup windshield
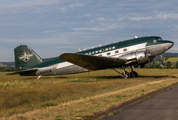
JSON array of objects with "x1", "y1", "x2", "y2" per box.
[
  {"x1": 156, "y1": 38, "x2": 163, "y2": 41},
  {"x1": 153, "y1": 37, "x2": 163, "y2": 44}
]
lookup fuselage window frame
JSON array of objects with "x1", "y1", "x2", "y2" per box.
[
  {"x1": 115, "y1": 50, "x2": 119, "y2": 54},
  {"x1": 123, "y1": 48, "x2": 127, "y2": 52},
  {"x1": 107, "y1": 52, "x2": 110, "y2": 56}
]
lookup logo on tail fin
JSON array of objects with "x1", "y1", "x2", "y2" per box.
[{"x1": 19, "y1": 51, "x2": 33, "y2": 62}]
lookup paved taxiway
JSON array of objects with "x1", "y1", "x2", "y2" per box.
[{"x1": 103, "y1": 84, "x2": 178, "y2": 120}]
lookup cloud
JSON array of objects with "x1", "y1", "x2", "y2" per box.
[
  {"x1": 127, "y1": 12, "x2": 178, "y2": 21},
  {"x1": 171, "y1": 47, "x2": 178, "y2": 51},
  {"x1": 72, "y1": 28, "x2": 108, "y2": 31},
  {"x1": 156, "y1": 13, "x2": 178, "y2": 20},
  {"x1": 84, "y1": 14, "x2": 92, "y2": 17},
  {"x1": 43, "y1": 30, "x2": 57, "y2": 33},
  {"x1": 69, "y1": 3, "x2": 85, "y2": 8},
  {"x1": 128, "y1": 16, "x2": 153, "y2": 21},
  {"x1": 1, "y1": 0, "x2": 178, "y2": 61},
  {"x1": 96, "y1": 17, "x2": 106, "y2": 22}
]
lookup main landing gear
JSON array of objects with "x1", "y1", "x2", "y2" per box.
[{"x1": 113, "y1": 66, "x2": 138, "y2": 79}]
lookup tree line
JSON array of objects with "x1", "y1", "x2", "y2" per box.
[{"x1": 0, "y1": 66, "x2": 15, "y2": 71}]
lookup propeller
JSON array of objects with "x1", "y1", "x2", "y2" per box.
[
  {"x1": 152, "y1": 58, "x2": 155, "y2": 69},
  {"x1": 146, "y1": 48, "x2": 155, "y2": 68},
  {"x1": 146, "y1": 48, "x2": 152, "y2": 66},
  {"x1": 160, "y1": 54, "x2": 163, "y2": 61},
  {"x1": 148, "y1": 57, "x2": 151, "y2": 66}
]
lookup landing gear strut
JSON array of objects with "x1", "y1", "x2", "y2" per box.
[
  {"x1": 130, "y1": 66, "x2": 138, "y2": 78},
  {"x1": 113, "y1": 66, "x2": 138, "y2": 79}
]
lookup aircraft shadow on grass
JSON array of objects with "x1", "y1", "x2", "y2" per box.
[
  {"x1": 19, "y1": 75, "x2": 177, "y2": 81},
  {"x1": 93, "y1": 75, "x2": 177, "y2": 79}
]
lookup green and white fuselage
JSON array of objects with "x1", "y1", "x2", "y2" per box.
[{"x1": 8, "y1": 36, "x2": 174, "y2": 78}]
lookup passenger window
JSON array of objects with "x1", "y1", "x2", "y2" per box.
[
  {"x1": 109, "y1": 47, "x2": 111, "y2": 50},
  {"x1": 112, "y1": 46, "x2": 115, "y2": 49},
  {"x1": 89, "y1": 52, "x2": 91, "y2": 55},
  {"x1": 92, "y1": 51, "x2": 94, "y2": 54},
  {"x1": 95, "y1": 51, "x2": 98, "y2": 53},
  {"x1": 107, "y1": 52, "x2": 110, "y2": 56},
  {"x1": 99, "y1": 50, "x2": 102, "y2": 52},
  {"x1": 115, "y1": 50, "x2": 119, "y2": 54},
  {"x1": 105, "y1": 48, "x2": 108, "y2": 51}
]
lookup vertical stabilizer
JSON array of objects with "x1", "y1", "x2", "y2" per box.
[{"x1": 14, "y1": 45, "x2": 42, "y2": 70}]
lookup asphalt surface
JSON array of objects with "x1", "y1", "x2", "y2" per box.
[{"x1": 102, "y1": 84, "x2": 178, "y2": 120}]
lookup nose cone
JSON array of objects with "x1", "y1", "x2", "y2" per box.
[{"x1": 166, "y1": 41, "x2": 174, "y2": 50}]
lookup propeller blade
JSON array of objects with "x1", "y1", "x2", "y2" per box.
[
  {"x1": 146, "y1": 48, "x2": 151, "y2": 67},
  {"x1": 148, "y1": 58, "x2": 151, "y2": 66},
  {"x1": 152, "y1": 58, "x2": 155, "y2": 69},
  {"x1": 160, "y1": 54, "x2": 163, "y2": 61}
]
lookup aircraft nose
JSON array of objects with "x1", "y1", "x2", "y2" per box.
[{"x1": 166, "y1": 41, "x2": 174, "y2": 50}]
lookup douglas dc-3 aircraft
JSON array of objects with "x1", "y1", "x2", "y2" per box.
[{"x1": 8, "y1": 36, "x2": 174, "y2": 79}]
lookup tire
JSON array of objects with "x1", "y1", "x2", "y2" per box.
[
  {"x1": 124, "y1": 71, "x2": 131, "y2": 79},
  {"x1": 130, "y1": 71, "x2": 138, "y2": 78}
]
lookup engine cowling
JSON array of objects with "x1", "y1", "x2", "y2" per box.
[
  {"x1": 136, "y1": 51, "x2": 148, "y2": 64},
  {"x1": 119, "y1": 51, "x2": 148, "y2": 65}
]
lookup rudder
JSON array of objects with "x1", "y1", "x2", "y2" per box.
[{"x1": 14, "y1": 45, "x2": 42, "y2": 70}]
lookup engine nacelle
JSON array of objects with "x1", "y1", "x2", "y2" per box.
[
  {"x1": 136, "y1": 51, "x2": 148, "y2": 64},
  {"x1": 119, "y1": 51, "x2": 148, "y2": 65}
]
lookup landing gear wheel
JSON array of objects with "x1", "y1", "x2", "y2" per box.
[
  {"x1": 130, "y1": 71, "x2": 138, "y2": 78},
  {"x1": 122, "y1": 71, "x2": 131, "y2": 79}
]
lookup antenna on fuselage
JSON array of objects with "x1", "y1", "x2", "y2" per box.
[{"x1": 134, "y1": 36, "x2": 138, "y2": 38}]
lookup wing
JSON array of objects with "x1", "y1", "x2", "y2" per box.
[{"x1": 59, "y1": 53, "x2": 127, "y2": 70}]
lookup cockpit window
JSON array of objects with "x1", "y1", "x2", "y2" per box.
[
  {"x1": 157, "y1": 38, "x2": 163, "y2": 41},
  {"x1": 153, "y1": 39, "x2": 157, "y2": 44},
  {"x1": 153, "y1": 38, "x2": 163, "y2": 44}
]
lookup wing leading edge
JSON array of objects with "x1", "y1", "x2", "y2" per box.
[{"x1": 59, "y1": 53, "x2": 126, "y2": 70}]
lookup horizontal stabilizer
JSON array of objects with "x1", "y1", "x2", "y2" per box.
[
  {"x1": 59, "y1": 53, "x2": 126, "y2": 70},
  {"x1": 7, "y1": 68, "x2": 38, "y2": 76}
]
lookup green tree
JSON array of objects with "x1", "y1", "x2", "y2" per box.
[
  {"x1": 166, "y1": 61, "x2": 172, "y2": 69},
  {"x1": 176, "y1": 61, "x2": 178, "y2": 69}
]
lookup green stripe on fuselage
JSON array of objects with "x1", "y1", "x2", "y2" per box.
[{"x1": 78, "y1": 36, "x2": 161, "y2": 55}]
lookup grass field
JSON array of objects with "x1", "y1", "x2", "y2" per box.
[{"x1": 1, "y1": 69, "x2": 178, "y2": 120}]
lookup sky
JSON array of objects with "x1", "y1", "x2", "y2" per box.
[{"x1": 0, "y1": 0, "x2": 178, "y2": 61}]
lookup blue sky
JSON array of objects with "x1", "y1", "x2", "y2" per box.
[{"x1": 1, "y1": 0, "x2": 178, "y2": 61}]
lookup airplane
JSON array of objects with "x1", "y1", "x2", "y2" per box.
[{"x1": 7, "y1": 36, "x2": 174, "y2": 79}]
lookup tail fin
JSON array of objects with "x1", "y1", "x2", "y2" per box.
[{"x1": 14, "y1": 45, "x2": 42, "y2": 70}]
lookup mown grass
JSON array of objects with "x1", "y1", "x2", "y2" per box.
[{"x1": 0, "y1": 69, "x2": 178, "y2": 119}]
